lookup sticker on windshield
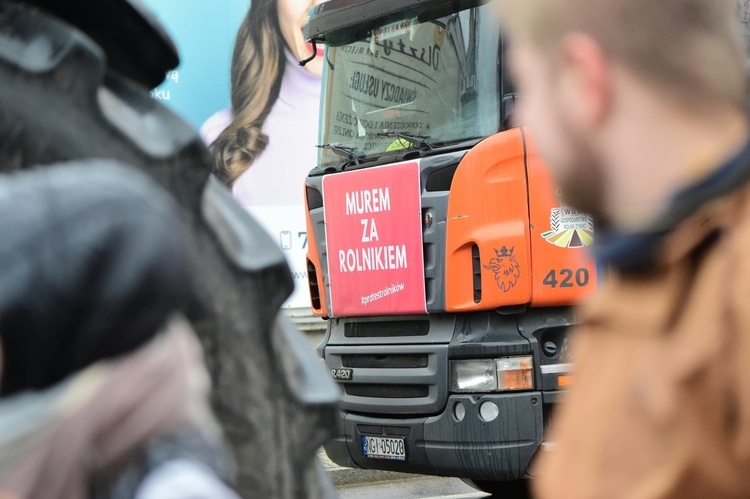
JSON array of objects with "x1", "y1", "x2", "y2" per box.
[
  {"x1": 541, "y1": 204, "x2": 594, "y2": 248},
  {"x1": 373, "y1": 19, "x2": 414, "y2": 42}
]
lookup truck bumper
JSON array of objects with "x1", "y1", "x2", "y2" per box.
[{"x1": 325, "y1": 391, "x2": 546, "y2": 481}]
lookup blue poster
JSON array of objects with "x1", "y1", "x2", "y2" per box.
[{"x1": 141, "y1": 0, "x2": 249, "y2": 129}]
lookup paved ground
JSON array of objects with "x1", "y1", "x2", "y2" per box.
[
  {"x1": 318, "y1": 449, "x2": 418, "y2": 487},
  {"x1": 337, "y1": 476, "x2": 489, "y2": 499}
]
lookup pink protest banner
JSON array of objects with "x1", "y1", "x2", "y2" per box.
[{"x1": 323, "y1": 160, "x2": 426, "y2": 317}]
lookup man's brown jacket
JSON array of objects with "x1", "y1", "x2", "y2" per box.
[{"x1": 535, "y1": 146, "x2": 750, "y2": 498}]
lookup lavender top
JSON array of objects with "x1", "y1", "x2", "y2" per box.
[{"x1": 200, "y1": 50, "x2": 321, "y2": 207}]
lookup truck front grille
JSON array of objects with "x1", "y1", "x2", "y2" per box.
[
  {"x1": 341, "y1": 354, "x2": 428, "y2": 369},
  {"x1": 326, "y1": 316, "x2": 454, "y2": 415},
  {"x1": 327, "y1": 344, "x2": 448, "y2": 415},
  {"x1": 344, "y1": 384, "x2": 429, "y2": 399},
  {"x1": 344, "y1": 320, "x2": 429, "y2": 338}
]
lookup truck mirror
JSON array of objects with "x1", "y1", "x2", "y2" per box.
[{"x1": 502, "y1": 94, "x2": 518, "y2": 131}]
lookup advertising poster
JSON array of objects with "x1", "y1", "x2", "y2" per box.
[{"x1": 143, "y1": 0, "x2": 324, "y2": 318}]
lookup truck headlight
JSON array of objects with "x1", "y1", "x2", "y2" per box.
[
  {"x1": 450, "y1": 360, "x2": 497, "y2": 392},
  {"x1": 450, "y1": 356, "x2": 534, "y2": 393}
]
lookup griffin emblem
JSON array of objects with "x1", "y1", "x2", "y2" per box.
[{"x1": 483, "y1": 246, "x2": 521, "y2": 292}]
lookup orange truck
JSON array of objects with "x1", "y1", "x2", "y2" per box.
[{"x1": 302, "y1": 0, "x2": 596, "y2": 494}]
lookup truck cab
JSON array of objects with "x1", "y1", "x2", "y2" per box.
[{"x1": 303, "y1": 0, "x2": 596, "y2": 494}]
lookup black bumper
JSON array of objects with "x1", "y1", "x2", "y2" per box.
[{"x1": 325, "y1": 391, "x2": 551, "y2": 481}]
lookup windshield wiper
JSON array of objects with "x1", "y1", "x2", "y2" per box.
[
  {"x1": 376, "y1": 132, "x2": 433, "y2": 151},
  {"x1": 317, "y1": 144, "x2": 365, "y2": 167}
]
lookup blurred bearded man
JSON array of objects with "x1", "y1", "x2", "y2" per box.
[{"x1": 498, "y1": 0, "x2": 750, "y2": 497}]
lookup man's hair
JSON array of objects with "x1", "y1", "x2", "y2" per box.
[{"x1": 498, "y1": 0, "x2": 748, "y2": 110}]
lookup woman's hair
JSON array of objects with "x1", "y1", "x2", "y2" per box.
[{"x1": 212, "y1": 0, "x2": 286, "y2": 185}]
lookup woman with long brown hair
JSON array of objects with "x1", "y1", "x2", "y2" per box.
[
  {"x1": 200, "y1": 0, "x2": 325, "y2": 313},
  {"x1": 201, "y1": 0, "x2": 325, "y2": 205}
]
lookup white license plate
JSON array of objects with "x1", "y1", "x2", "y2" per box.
[{"x1": 362, "y1": 436, "x2": 406, "y2": 461}]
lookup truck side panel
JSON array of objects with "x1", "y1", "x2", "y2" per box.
[
  {"x1": 445, "y1": 129, "x2": 532, "y2": 311},
  {"x1": 304, "y1": 184, "x2": 329, "y2": 315},
  {"x1": 524, "y1": 132, "x2": 597, "y2": 306}
]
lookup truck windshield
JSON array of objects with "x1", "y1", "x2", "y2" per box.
[{"x1": 318, "y1": 5, "x2": 506, "y2": 168}]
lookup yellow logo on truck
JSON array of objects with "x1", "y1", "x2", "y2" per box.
[{"x1": 542, "y1": 205, "x2": 594, "y2": 248}]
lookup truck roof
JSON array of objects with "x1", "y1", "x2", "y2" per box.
[{"x1": 303, "y1": 0, "x2": 489, "y2": 46}]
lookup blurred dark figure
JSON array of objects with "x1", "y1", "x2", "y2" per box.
[
  {"x1": 499, "y1": 0, "x2": 750, "y2": 497},
  {"x1": 0, "y1": 163, "x2": 237, "y2": 499},
  {"x1": 0, "y1": 1, "x2": 338, "y2": 497}
]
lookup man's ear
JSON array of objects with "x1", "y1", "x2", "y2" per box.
[{"x1": 558, "y1": 32, "x2": 611, "y2": 127}]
